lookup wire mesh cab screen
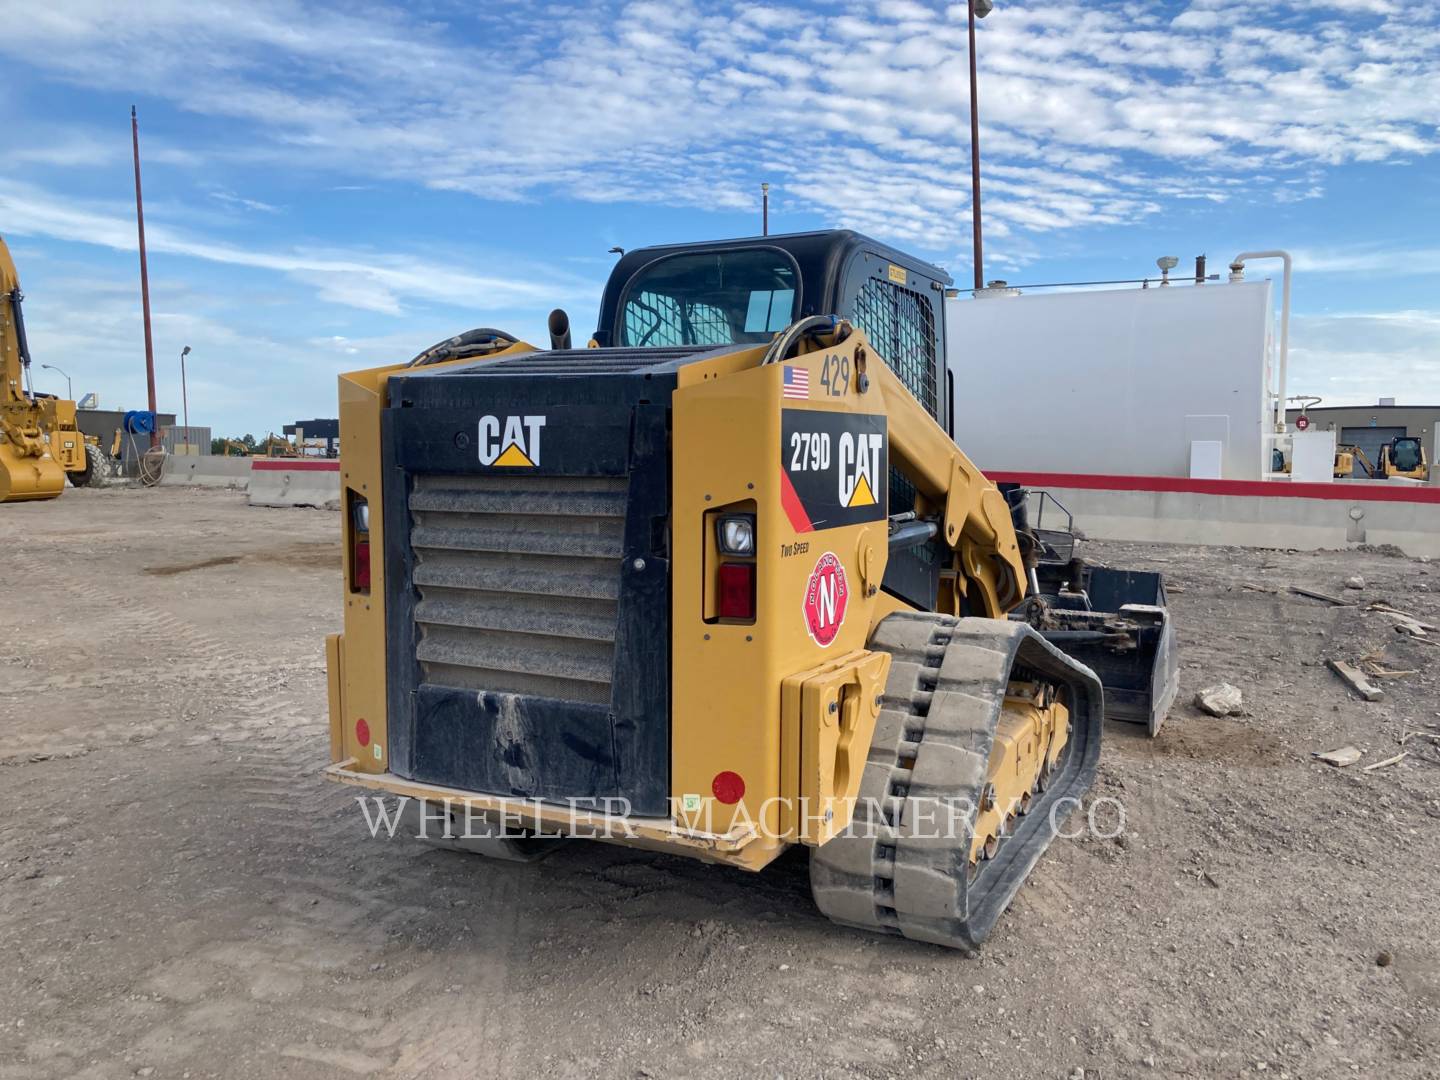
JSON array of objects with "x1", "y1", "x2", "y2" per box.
[
  {"x1": 620, "y1": 249, "x2": 799, "y2": 348},
  {"x1": 850, "y1": 277, "x2": 938, "y2": 418}
]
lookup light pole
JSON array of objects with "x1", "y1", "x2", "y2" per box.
[
  {"x1": 41, "y1": 364, "x2": 72, "y2": 400},
  {"x1": 761, "y1": 182, "x2": 770, "y2": 236},
  {"x1": 967, "y1": 0, "x2": 994, "y2": 293},
  {"x1": 179, "y1": 345, "x2": 191, "y2": 453}
]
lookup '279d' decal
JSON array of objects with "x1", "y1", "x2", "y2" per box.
[{"x1": 780, "y1": 410, "x2": 887, "y2": 533}]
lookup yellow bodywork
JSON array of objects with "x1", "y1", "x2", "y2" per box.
[
  {"x1": 1, "y1": 235, "x2": 89, "y2": 503},
  {"x1": 325, "y1": 328, "x2": 1031, "y2": 870},
  {"x1": 1379, "y1": 442, "x2": 1428, "y2": 481}
]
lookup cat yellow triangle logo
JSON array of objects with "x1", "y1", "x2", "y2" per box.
[
  {"x1": 846, "y1": 472, "x2": 876, "y2": 507},
  {"x1": 493, "y1": 442, "x2": 535, "y2": 467},
  {"x1": 478, "y1": 414, "x2": 545, "y2": 467}
]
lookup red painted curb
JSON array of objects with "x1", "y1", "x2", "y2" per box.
[
  {"x1": 250, "y1": 459, "x2": 340, "y2": 472},
  {"x1": 987, "y1": 471, "x2": 1440, "y2": 505}
]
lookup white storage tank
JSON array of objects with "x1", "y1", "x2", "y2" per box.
[{"x1": 945, "y1": 278, "x2": 1276, "y2": 480}]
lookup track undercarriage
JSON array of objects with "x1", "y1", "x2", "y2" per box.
[{"x1": 811, "y1": 613, "x2": 1103, "y2": 950}]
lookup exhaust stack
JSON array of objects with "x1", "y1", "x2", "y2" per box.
[{"x1": 548, "y1": 308, "x2": 572, "y2": 351}]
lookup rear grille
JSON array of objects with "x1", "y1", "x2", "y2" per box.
[{"x1": 409, "y1": 474, "x2": 626, "y2": 706}]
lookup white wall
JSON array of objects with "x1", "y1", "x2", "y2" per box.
[{"x1": 946, "y1": 281, "x2": 1274, "y2": 480}]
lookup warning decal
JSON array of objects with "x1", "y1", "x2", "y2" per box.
[
  {"x1": 803, "y1": 551, "x2": 849, "y2": 647},
  {"x1": 780, "y1": 410, "x2": 887, "y2": 533}
]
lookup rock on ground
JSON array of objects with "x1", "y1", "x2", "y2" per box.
[{"x1": 1194, "y1": 682, "x2": 1244, "y2": 716}]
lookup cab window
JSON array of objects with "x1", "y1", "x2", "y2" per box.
[{"x1": 620, "y1": 250, "x2": 799, "y2": 347}]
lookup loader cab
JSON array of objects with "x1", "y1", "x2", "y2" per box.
[
  {"x1": 596, "y1": 231, "x2": 955, "y2": 611},
  {"x1": 595, "y1": 230, "x2": 953, "y2": 430},
  {"x1": 1386, "y1": 436, "x2": 1424, "y2": 476}
]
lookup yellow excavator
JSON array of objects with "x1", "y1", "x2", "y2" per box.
[
  {"x1": 1, "y1": 235, "x2": 108, "y2": 502},
  {"x1": 323, "y1": 230, "x2": 1176, "y2": 949}
]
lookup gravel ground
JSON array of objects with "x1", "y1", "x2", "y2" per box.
[{"x1": 1, "y1": 486, "x2": 1437, "y2": 1080}]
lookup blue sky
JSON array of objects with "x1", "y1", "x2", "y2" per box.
[{"x1": 2, "y1": 0, "x2": 1438, "y2": 436}]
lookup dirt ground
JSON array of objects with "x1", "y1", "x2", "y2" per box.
[{"x1": 2, "y1": 486, "x2": 1438, "y2": 1080}]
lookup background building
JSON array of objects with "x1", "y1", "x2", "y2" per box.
[
  {"x1": 283, "y1": 418, "x2": 339, "y2": 457},
  {"x1": 1283, "y1": 401, "x2": 1437, "y2": 477}
]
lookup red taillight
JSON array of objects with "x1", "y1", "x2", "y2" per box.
[
  {"x1": 348, "y1": 490, "x2": 371, "y2": 594},
  {"x1": 717, "y1": 562, "x2": 755, "y2": 620},
  {"x1": 353, "y1": 540, "x2": 371, "y2": 590}
]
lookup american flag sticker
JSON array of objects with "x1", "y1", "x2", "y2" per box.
[{"x1": 782, "y1": 365, "x2": 810, "y2": 400}]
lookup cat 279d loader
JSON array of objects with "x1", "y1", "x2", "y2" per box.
[{"x1": 325, "y1": 230, "x2": 1176, "y2": 949}]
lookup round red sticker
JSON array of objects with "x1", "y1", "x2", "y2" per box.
[
  {"x1": 803, "y1": 551, "x2": 849, "y2": 647},
  {"x1": 1296, "y1": 415, "x2": 1310, "y2": 431}
]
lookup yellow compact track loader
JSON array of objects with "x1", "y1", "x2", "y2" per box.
[
  {"x1": 325, "y1": 230, "x2": 1176, "y2": 949},
  {"x1": 1377, "y1": 436, "x2": 1427, "y2": 481},
  {"x1": 1, "y1": 235, "x2": 108, "y2": 502}
]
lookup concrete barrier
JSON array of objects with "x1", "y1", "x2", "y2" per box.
[
  {"x1": 159, "y1": 454, "x2": 253, "y2": 490},
  {"x1": 990, "y1": 471, "x2": 1440, "y2": 559},
  {"x1": 248, "y1": 459, "x2": 341, "y2": 510}
]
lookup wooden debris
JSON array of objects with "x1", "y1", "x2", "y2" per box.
[
  {"x1": 1362, "y1": 752, "x2": 1407, "y2": 772},
  {"x1": 1326, "y1": 659, "x2": 1385, "y2": 702},
  {"x1": 1242, "y1": 582, "x2": 1277, "y2": 594},
  {"x1": 1362, "y1": 663, "x2": 1418, "y2": 679},
  {"x1": 1313, "y1": 745, "x2": 1364, "y2": 767},
  {"x1": 1389, "y1": 617, "x2": 1430, "y2": 638},
  {"x1": 1368, "y1": 602, "x2": 1437, "y2": 630},
  {"x1": 1401, "y1": 731, "x2": 1440, "y2": 745},
  {"x1": 1291, "y1": 586, "x2": 1354, "y2": 606}
]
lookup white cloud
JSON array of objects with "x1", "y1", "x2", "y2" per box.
[
  {"x1": 0, "y1": 0, "x2": 1435, "y2": 258},
  {"x1": 0, "y1": 180, "x2": 597, "y2": 317},
  {"x1": 1290, "y1": 309, "x2": 1440, "y2": 405}
]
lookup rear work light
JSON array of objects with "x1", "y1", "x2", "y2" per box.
[
  {"x1": 349, "y1": 491, "x2": 371, "y2": 594},
  {"x1": 716, "y1": 513, "x2": 756, "y2": 555},
  {"x1": 717, "y1": 562, "x2": 755, "y2": 621}
]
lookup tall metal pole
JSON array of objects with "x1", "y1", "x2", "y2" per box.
[
  {"x1": 967, "y1": 0, "x2": 984, "y2": 293},
  {"x1": 180, "y1": 346, "x2": 190, "y2": 452},
  {"x1": 131, "y1": 105, "x2": 159, "y2": 447},
  {"x1": 41, "y1": 365, "x2": 72, "y2": 399},
  {"x1": 761, "y1": 182, "x2": 770, "y2": 236}
]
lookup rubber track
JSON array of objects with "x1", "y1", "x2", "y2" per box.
[{"x1": 810, "y1": 613, "x2": 1104, "y2": 950}]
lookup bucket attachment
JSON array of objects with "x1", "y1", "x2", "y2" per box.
[
  {"x1": 1006, "y1": 489, "x2": 1178, "y2": 736},
  {"x1": 1020, "y1": 568, "x2": 1177, "y2": 735}
]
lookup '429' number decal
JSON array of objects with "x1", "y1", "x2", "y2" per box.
[{"x1": 820, "y1": 353, "x2": 850, "y2": 397}]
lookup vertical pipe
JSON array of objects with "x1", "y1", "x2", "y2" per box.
[
  {"x1": 968, "y1": 0, "x2": 984, "y2": 293},
  {"x1": 180, "y1": 351, "x2": 189, "y2": 451},
  {"x1": 761, "y1": 182, "x2": 770, "y2": 236},
  {"x1": 1232, "y1": 251, "x2": 1293, "y2": 433},
  {"x1": 131, "y1": 106, "x2": 158, "y2": 448}
]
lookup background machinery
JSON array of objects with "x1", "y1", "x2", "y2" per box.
[
  {"x1": 1376, "y1": 436, "x2": 1427, "y2": 480},
  {"x1": 324, "y1": 230, "x2": 1177, "y2": 949},
  {"x1": 1, "y1": 235, "x2": 109, "y2": 502}
]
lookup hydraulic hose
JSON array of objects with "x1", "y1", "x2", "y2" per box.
[
  {"x1": 760, "y1": 315, "x2": 850, "y2": 366},
  {"x1": 407, "y1": 328, "x2": 519, "y2": 368}
]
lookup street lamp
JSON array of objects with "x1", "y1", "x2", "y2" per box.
[
  {"x1": 179, "y1": 345, "x2": 191, "y2": 453},
  {"x1": 41, "y1": 364, "x2": 72, "y2": 400},
  {"x1": 967, "y1": 0, "x2": 994, "y2": 293},
  {"x1": 761, "y1": 182, "x2": 770, "y2": 236}
]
